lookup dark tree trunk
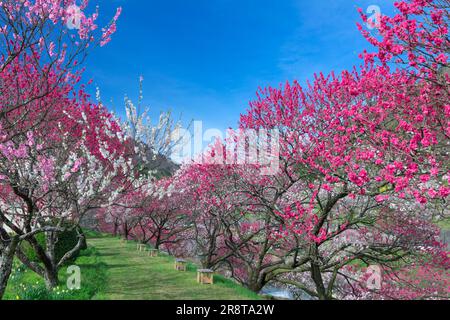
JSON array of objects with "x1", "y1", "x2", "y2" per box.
[
  {"x1": 202, "y1": 250, "x2": 215, "y2": 269},
  {"x1": 247, "y1": 275, "x2": 266, "y2": 293},
  {"x1": 113, "y1": 221, "x2": 119, "y2": 237},
  {"x1": 43, "y1": 266, "x2": 59, "y2": 290},
  {"x1": 42, "y1": 229, "x2": 87, "y2": 289},
  {"x1": 310, "y1": 245, "x2": 331, "y2": 300},
  {"x1": 43, "y1": 231, "x2": 59, "y2": 289},
  {"x1": 311, "y1": 262, "x2": 328, "y2": 300},
  {"x1": 155, "y1": 231, "x2": 161, "y2": 250},
  {"x1": 23, "y1": 233, "x2": 60, "y2": 290},
  {"x1": 0, "y1": 236, "x2": 19, "y2": 300},
  {"x1": 123, "y1": 221, "x2": 129, "y2": 240}
]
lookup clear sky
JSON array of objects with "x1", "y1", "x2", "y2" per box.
[{"x1": 84, "y1": 0, "x2": 396, "y2": 134}]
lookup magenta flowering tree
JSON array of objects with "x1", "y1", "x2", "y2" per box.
[
  {"x1": 168, "y1": 162, "x2": 232, "y2": 268},
  {"x1": 174, "y1": 147, "x2": 297, "y2": 292},
  {"x1": 123, "y1": 178, "x2": 191, "y2": 251},
  {"x1": 358, "y1": 0, "x2": 449, "y2": 77},
  {"x1": 0, "y1": 0, "x2": 121, "y2": 66},
  {"x1": 238, "y1": 57, "x2": 448, "y2": 298},
  {"x1": 237, "y1": 62, "x2": 448, "y2": 299},
  {"x1": 0, "y1": 0, "x2": 121, "y2": 130},
  {"x1": 97, "y1": 192, "x2": 139, "y2": 239}
]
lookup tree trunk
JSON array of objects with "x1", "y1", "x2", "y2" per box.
[
  {"x1": 310, "y1": 244, "x2": 331, "y2": 300},
  {"x1": 155, "y1": 232, "x2": 161, "y2": 250},
  {"x1": 0, "y1": 236, "x2": 19, "y2": 300},
  {"x1": 25, "y1": 233, "x2": 60, "y2": 290},
  {"x1": 310, "y1": 244, "x2": 332, "y2": 300},
  {"x1": 43, "y1": 231, "x2": 59, "y2": 289},
  {"x1": 123, "y1": 221, "x2": 129, "y2": 240},
  {"x1": 202, "y1": 251, "x2": 214, "y2": 269},
  {"x1": 311, "y1": 262, "x2": 328, "y2": 300},
  {"x1": 43, "y1": 266, "x2": 59, "y2": 290},
  {"x1": 113, "y1": 220, "x2": 119, "y2": 237},
  {"x1": 247, "y1": 277, "x2": 265, "y2": 293}
]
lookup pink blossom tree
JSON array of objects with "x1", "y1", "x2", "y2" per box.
[
  {"x1": 126, "y1": 178, "x2": 191, "y2": 251},
  {"x1": 0, "y1": 0, "x2": 121, "y2": 131},
  {"x1": 1, "y1": 96, "x2": 133, "y2": 291}
]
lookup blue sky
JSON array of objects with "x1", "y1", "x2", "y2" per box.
[{"x1": 84, "y1": 0, "x2": 396, "y2": 134}]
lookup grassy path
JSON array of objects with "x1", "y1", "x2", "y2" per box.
[{"x1": 89, "y1": 235, "x2": 260, "y2": 300}]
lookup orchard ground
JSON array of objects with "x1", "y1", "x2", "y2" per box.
[
  {"x1": 6, "y1": 221, "x2": 449, "y2": 300},
  {"x1": 4, "y1": 232, "x2": 260, "y2": 300}
]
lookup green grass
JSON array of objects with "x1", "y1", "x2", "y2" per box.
[
  {"x1": 5, "y1": 232, "x2": 260, "y2": 300},
  {"x1": 4, "y1": 246, "x2": 107, "y2": 300},
  {"x1": 436, "y1": 218, "x2": 450, "y2": 231},
  {"x1": 90, "y1": 235, "x2": 261, "y2": 300}
]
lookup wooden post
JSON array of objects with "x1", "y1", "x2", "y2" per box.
[
  {"x1": 197, "y1": 269, "x2": 214, "y2": 284},
  {"x1": 148, "y1": 249, "x2": 159, "y2": 257},
  {"x1": 175, "y1": 259, "x2": 187, "y2": 271}
]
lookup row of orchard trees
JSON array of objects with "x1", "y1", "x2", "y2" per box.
[
  {"x1": 99, "y1": 0, "x2": 449, "y2": 300},
  {"x1": 1, "y1": 0, "x2": 447, "y2": 301}
]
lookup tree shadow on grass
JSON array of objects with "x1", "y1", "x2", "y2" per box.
[
  {"x1": 104, "y1": 264, "x2": 131, "y2": 269},
  {"x1": 97, "y1": 253, "x2": 120, "y2": 257}
]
